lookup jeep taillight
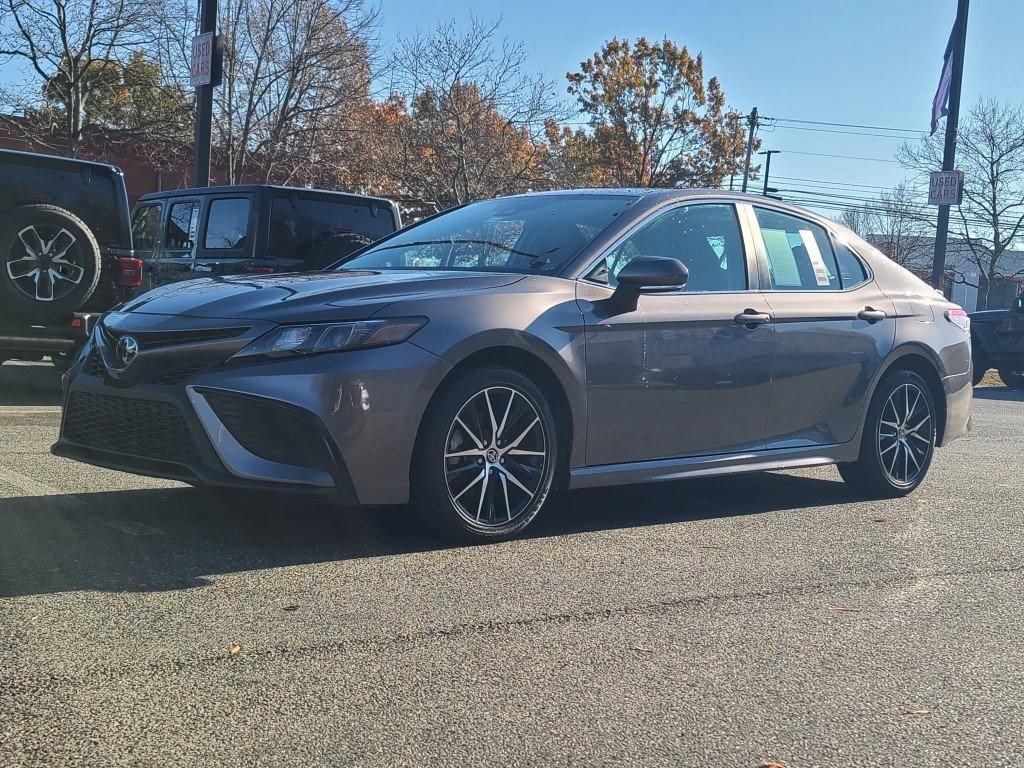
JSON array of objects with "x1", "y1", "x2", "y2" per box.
[
  {"x1": 117, "y1": 257, "x2": 143, "y2": 287},
  {"x1": 945, "y1": 306, "x2": 970, "y2": 332}
]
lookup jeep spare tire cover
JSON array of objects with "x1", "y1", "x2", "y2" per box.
[{"x1": 0, "y1": 204, "x2": 102, "y2": 323}]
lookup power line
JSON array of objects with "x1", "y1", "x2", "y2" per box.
[
  {"x1": 772, "y1": 175, "x2": 924, "y2": 192},
  {"x1": 773, "y1": 149, "x2": 902, "y2": 163},
  {"x1": 762, "y1": 124, "x2": 922, "y2": 140},
  {"x1": 763, "y1": 117, "x2": 925, "y2": 134}
]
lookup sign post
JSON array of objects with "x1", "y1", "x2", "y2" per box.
[
  {"x1": 930, "y1": 0, "x2": 970, "y2": 292},
  {"x1": 192, "y1": 0, "x2": 219, "y2": 187}
]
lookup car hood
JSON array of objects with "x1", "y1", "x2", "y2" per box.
[
  {"x1": 968, "y1": 308, "x2": 1009, "y2": 323},
  {"x1": 120, "y1": 270, "x2": 525, "y2": 323}
]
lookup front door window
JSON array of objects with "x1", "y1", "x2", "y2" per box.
[{"x1": 590, "y1": 203, "x2": 748, "y2": 292}]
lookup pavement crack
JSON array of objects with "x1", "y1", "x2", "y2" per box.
[{"x1": 3, "y1": 559, "x2": 1022, "y2": 698}]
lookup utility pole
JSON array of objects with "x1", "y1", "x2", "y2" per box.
[
  {"x1": 740, "y1": 107, "x2": 758, "y2": 193},
  {"x1": 193, "y1": 0, "x2": 219, "y2": 187},
  {"x1": 759, "y1": 150, "x2": 781, "y2": 196},
  {"x1": 931, "y1": 0, "x2": 970, "y2": 292}
]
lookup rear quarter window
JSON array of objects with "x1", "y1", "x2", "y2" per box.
[
  {"x1": 834, "y1": 242, "x2": 869, "y2": 288},
  {"x1": 270, "y1": 196, "x2": 396, "y2": 268}
]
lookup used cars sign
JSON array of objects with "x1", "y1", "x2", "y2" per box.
[
  {"x1": 929, "y1": 170, "x2": 965, "y2": 206},
  {"x1": 190, "y1": 32, "x2": 214, "y2": 88}
]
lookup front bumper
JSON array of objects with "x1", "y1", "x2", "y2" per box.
[{"x1": 53, "y1": 339, "x2": 451, "y2": 505}]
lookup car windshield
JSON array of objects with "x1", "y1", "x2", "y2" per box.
[{"x1": 336, "y1": 193, "x2": 638, "y2": 274}]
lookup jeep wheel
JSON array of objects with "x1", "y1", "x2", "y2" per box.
[
  {"x1": 998, "y1": 368, "x2": 1024, "y2": 391},
  {"x1": 0, "y1": 204, "x2": 102, "y2": 324}
]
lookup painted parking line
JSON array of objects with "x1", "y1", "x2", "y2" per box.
[
  {"x1": 0, "y1": 406, "x2": 62, "y2": 414},
  {"x1": 0, "y1": 465, "x2": 167, "y2": 537}
]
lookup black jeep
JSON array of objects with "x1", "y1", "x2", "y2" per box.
[
  {"x1": 129, "y1": 185, "x2": 401, "y2": 290},
  {"x1": 0, "y1": 148, "x2": 134, "y2": 367},
  {"x1": 971, "y1": 291, "x2": 1024, "y2": 389}
]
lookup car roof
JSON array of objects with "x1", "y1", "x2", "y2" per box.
[
  {"x1": 504, "y1": 187, "x2": 842, "y2": 228},
  {"x1": 138, "y1": 184, "x2": 395, "y2": 206},
  {"x1": 0, "y1": 146, "x2": 124, "y2": 176}
]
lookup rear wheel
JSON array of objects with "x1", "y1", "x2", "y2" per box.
[
  {"x1": 839, "y1": 369, "x2": 936, "y2": 498},
  {"x1": 413, "y1": 366, "x2": 557, "y2": 542},
  {"x1": 0, "y1": 205, "x2": 102, "y2": 323},
  {"x1": 998, "y1": 368, "x2": 1024, "y2": 390}
]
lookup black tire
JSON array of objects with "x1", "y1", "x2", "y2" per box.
[
  {"x1": 412, "y1": 366, "x2": 558, "y2": 542},
  {"x1": 0, "y1": 204, "x2": 102, "y2": 323},
  {"x1": 971, "y1": 347, "x2": 988, "y2": 386},
  {"x1": 838, "y1": 369, "x2": 937, "y2": 499},
  {"x1": 998, "y1": 368, "x2": 1024, "y2": 390}
]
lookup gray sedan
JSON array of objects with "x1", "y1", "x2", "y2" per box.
[{"x1": 53, "y1": 190, "x2": 972, "y2": 541}]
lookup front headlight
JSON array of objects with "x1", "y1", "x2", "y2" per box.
[{"x1": 231, "y1": 317, "x2": 427, "y2": 360}]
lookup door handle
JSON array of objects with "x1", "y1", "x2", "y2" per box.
[
  {"x1": 858, "y1": 307, "x2": 888, "y2": 323},
  {"x1": 734, "y1": 309, "x2": 772, "y2": 327}
]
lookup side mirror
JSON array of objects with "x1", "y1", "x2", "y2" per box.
[{"x1": 610, "y1": 256, "x2": 688, "y2": 311}]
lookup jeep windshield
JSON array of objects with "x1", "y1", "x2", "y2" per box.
[{"x1": 335, "y1": 193, "x2": 638, "y2": 274}]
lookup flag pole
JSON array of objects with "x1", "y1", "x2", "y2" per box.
[{"x1": 931, "y1": 0, "x2": 970, "y2": 292}]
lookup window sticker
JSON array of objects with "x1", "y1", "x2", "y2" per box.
[
  {"x1": 799, "y1": 229, "x2": 831, "y2": 287},
  {"x1": 761, "y1": 228, "x2": 801, "y2": 287}
]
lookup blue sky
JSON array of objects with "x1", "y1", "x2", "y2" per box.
[
  {"x1": 371, "y1": 0, "x2": 1022, "y2": 213},
  {"x1": 3, "y1": 0, "x2": 1021, "y2": 214}
]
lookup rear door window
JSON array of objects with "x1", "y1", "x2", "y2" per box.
[
  {"x1": 204, "y1": 197, "x2": 251, "y2": 250},
  {"x1": 754, "y1": 208, "x2": 841, "y2": 291},
  {"x1": 270, "y1": 196, "x2": 395, "y2": 269},
  {"x1": 166, "y1": 201, "x2": 199, "y2": 251}
]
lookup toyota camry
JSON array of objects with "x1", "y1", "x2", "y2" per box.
[{"x1": 53, "y1": 190, "x2": 973, "y2": 541}]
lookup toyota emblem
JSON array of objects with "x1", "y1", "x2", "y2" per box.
[{"x1": 117, "y1": 335, "x2": 139, "y2": 367}]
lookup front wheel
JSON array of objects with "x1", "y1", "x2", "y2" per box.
[
  {"x1": 839, "y1": 369, "x2": 937, "y2": 498},
  {"x1": 413, "y1": 366, "x2": 558, "y2": 542}
]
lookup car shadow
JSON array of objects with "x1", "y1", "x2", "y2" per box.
[
  {"x1": 973, "y1": 386, "x2": 1024, "y2": 402},
  {"x1": 0, "y1": 470, "x2": 860, "y2": 598},
  {"x1": 0, "y1": 361, "x2": 63, "y2": 406}
]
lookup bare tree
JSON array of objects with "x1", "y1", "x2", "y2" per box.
[
  {"x1": 220, "y1": 0, "x2": 377, "y2": 184},
  {"x1": 840, "y1": 181, "x2": 931, "y2": 268},
  {"x1": 158, "y1": 0, "x2": 377, "y2": 184},
  {"x1": 0, "y1": 0, "x2": 150, "y2": 154},
  {"x1": 900, "y1": 97, "x2": 1024, "y2": 309},
  {"x1": 387, "y1": 16, "x2": 563, "y2": 207}
]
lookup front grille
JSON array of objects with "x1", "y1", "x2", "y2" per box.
[
  {"x1": 63, "y1": 392, "x2": 199, "y2": 464},
  {"x1": 101, "y1": 324, "x2": 248, "y2": 350},
  {"x1": 149, "y1": 361, "x2": 210, "y2": 385},
  {"x1": 202, "y1": 390, "x2": 330, "y2": 470}
]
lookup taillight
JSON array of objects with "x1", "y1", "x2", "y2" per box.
[
  {"x1": 70, "y1": 317, "x2": 82, "y2": 329},
  {"x1": 945, "y1": 306, "x2": 970, "y2": 332},
  {"x1": 244, "y1": 266, "x2": 275, "y2": 274},
  {"x1": 117, "y1": 257, "x2": 144, "y2": 287}
]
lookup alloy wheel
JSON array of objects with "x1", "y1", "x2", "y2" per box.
[
  {"x1": 443, "y1": 386, "x2": 548, "y2": 527},
  {"x1": 877, "y1": 382, "x2": 933, "y2": 487},
  {"x1": 5, "y1": 225, "x2": 84, "y2": 302}
]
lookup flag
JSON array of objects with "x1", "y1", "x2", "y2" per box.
[{"x1": 931, "y1": 16, "x2": 958, "y2": 135}]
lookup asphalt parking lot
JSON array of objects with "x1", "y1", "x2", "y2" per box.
[{"x1": 1, "y1": 361, "x2": 1022, "y2": 767}]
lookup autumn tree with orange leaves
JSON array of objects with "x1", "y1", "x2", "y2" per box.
[
  {"x1": 563, "y1": 37, "x2": 754, "y2": 188},
  {"x1": 386, "y1": 17, "x2": 563, "y2": 208}
]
